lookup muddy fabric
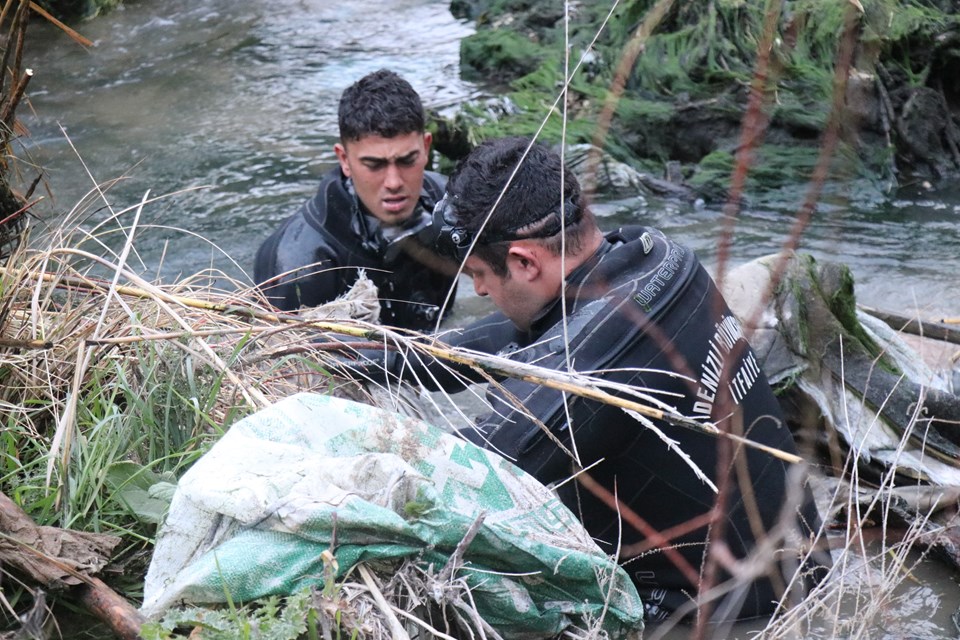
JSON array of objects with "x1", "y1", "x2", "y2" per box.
[{"x1": 141, "y1": 393, "x2": 644, "y2": 638}]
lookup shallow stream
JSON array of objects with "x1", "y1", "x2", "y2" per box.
[{"x1": 21, "y1": 0, "x2": 960, "y2": 322}]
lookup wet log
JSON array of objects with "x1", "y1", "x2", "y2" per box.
[{"x1": 0, "y1": 492, "x2": 144, "y2": 639}]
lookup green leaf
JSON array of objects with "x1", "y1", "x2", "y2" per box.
[{"x1": 105, "y1": 461, "x2": 177, "y2": 524}]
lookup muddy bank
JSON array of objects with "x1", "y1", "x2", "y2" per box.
[{"x1": 434, "y1": 0, "x2": 960, "y2": 202}]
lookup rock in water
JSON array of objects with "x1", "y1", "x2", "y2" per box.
[{"x1": 720, "y1": 251, "x2": 960, "y2": 486}]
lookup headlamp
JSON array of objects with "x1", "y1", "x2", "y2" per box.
[
  {"x1": 428, "y1": 194, "x2": 473, "y2": 262},
  {"x1": 427, "y1": 193, "x2": 582, "y2": 263}
]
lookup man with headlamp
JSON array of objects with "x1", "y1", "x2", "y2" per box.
[{"x1": 351, "y1": 136, "x2": 828, "y2": 623}]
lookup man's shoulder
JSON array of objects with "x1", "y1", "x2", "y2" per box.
[
  {"x1": 263, "y1": 167, "x2": 344, "y2": 228},
  {"x1": 422, "y1": 170, "x2": 448, "y2": 201},
  {"x1": 306, "y1": 167, "x2": 353, "y2": 222},
  {"x1": 600, "y1": 225, "x2": 678, "y2": 267},
  {"x1": 257, "y1": 171, "x2": 347, "y2": 254}
]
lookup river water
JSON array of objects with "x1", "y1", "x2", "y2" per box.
[
  {"x1": 20, "y1": 0, "x2": 478, "y2": 289},
  {"x1": 17, "y1": 0, "x2": 960, "y2": 637},
  {"x1": 20, "y1": 0, "x2": 960, "y2": 323}
]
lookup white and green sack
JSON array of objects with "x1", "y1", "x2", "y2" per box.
[{"x1": 141, "y1": 393, "x2": 643, "y2": 638}]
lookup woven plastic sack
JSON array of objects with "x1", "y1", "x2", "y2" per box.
[{"x1": 141, "y1": 392, "x2": 643, "y2": 638}]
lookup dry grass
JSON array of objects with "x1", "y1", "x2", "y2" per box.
[{"x1": 0, "y1": 194, "x2": 654, "y2": 639}]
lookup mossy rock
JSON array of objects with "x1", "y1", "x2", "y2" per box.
[{"x1": 453, "y1": 0, "x2": 960, "y2": 193}]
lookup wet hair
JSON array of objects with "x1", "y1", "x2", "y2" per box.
[
  {"x1": 446, "y1": 136, "x2": 593, "y2": 276},
  {"x1": 338, "y1": 69, "x2": 426, "y2": 143}
]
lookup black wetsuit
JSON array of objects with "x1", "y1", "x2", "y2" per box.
[
  {"x1": 253, "y1": 168, "x2": 455, "y2": 331},
  {"x1": 416, "y1": 226, "x2": 827, "y2": 622}
]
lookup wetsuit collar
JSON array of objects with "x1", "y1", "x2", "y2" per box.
[
  {"x1": 527, "y1": 237, "x2": 617, "y2": 335},
  {"x1": 343, "y1": 175, "x2": 434, "y2": 260}
]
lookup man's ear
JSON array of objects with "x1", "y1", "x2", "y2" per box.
[
  {"x1": 334, "y1": 143, "x2": 351, "y2": 177},
  {"x1": 506, "y1": 244, "x2": 541, "y2": 282}
]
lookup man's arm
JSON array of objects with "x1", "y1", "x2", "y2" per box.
[
  {"x1": 254, "y1": 215, "x2": 343, "y2": 311},
  {"x1": 329, "y1": 309, "x2": 522, "y2": 392}
]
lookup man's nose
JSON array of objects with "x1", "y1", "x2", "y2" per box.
[
  {"x1": 383, "y1": 163, "x2": 403, "y2": 190},
  {"x1": 472, "y1": 279, "x2": 487, "y2": 297}
]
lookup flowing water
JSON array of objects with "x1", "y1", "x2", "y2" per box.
[
  {"x1": 20, "y1": 0, "x2": 960, "y2": 321},
  {"x1": 17, "y1": 0, "x2": 960, "y2": 636},
  {"x1": 20, "y1": 0, "x2": 479, "y2": 288}
]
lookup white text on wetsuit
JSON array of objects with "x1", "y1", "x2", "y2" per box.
[
  {"x1": 633, "y1": 243, "x2": 686, "y2": 310},
  {"x1": 692, "y1": 314, "x2": 761, "y2": 418}
]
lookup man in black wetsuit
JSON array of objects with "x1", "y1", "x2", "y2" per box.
[
  {"x1": 253, "y1": 69, "x2": 456, "y2": 331},
  {"x1": 351, "y1": 136, "x2": 828, "y2": 623}
]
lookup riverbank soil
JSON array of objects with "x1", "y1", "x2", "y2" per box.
[{"x1": 436, "y1": 0, "x2": 960, "y2": 200}]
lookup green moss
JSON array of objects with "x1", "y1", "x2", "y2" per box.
[
  {"x1": 625, "y1": 0, "x2": 772, "y2": 98},
  {"x1": 439, "y1": 58, "x2": 607, "y2": 154},
  {"x1": 788, "y1": 254, "x2": 816, "y2": 356},
  {"x1": 686, "y1": 141, "x2": 875, "y2": 197},
  {"x1": 450, "y1": 0, "x2": 959, "y2": 193},
  {"x1": 615, "y1": 96, "x2": 674, "y2": 125},
  {"x1": 769, "y1": 84, "x2": 830, "y2": 132},
  {"x1": 460, "y1": 29, "x2": 546, "y2": 81}
]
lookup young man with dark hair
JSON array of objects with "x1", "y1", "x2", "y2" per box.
[
  {"x1": 354, "y1": 136, "x2": 828, "y2": 623},
  {"x1": 254, "y1": 69, "x2": 456, "y2": 330}
]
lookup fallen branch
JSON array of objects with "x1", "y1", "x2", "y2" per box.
[
  {"x1": 28, "y1": 2, "x2": 94, "y2": 47},
  {"x1": 0, "y1": 263, "x2": 803, "y2": 464},
  {"x1": 859, "y1": 304, "x2": 960, "y2": 346},
  {"x1": 77, "y1": 577, "x2": 146, "y2": 640},
  {"x1": 0, "y1": 492, "x2": 144, "y2": 640}
]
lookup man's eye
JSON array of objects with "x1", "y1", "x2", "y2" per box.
[{"x1": 396, "y1": 155, "x2": 417, "y2": 167}]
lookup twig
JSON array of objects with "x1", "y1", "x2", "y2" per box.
[
  {"x1": 714, "y1": 0, "x2": 783, "y2": 290},
  {"x1": 0, "y1": 67, "x2": 32, "y2": 129},
  {"x1": 28, "y1": 1, "x2": 94, "y2": 47},
  {"x1": 0, "y1": 0, "x2": 28, "y2": 102},
  {"x1": 357, "y1": 564, "x2": 411, "y2": 640},
  {"x1": 77, "y1": 577, "x2": 145, "y2": 640},
  {"x1": 0, "y1": 195, "x2": 41, "y2": 227},
  {"x1": 438, "y1": 511, "x2": 487, "y2": 583},
  {"x1": 83, "y1": 326, "x2": 282, "y2": 346},
  {"x1": 0, "y1": 337, "x2": 52, "y2": 349}
]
